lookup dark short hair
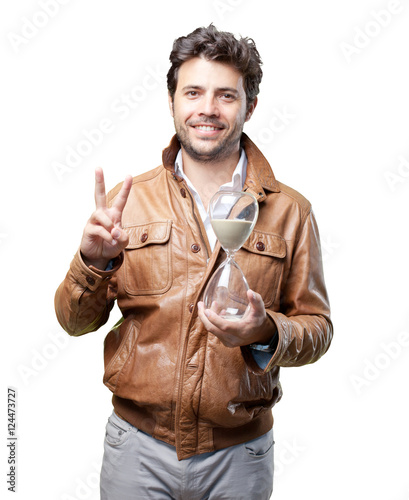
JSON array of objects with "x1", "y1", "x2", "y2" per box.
[{"x1": 167, "y1": 24, "x2": 263, "y2": 111}]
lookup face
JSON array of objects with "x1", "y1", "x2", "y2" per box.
[{"x1": 169, "y1": 57, "x2": 257, "y2": 163}]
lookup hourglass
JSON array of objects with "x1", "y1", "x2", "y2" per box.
[{"x1": 203, "y1": 190, "x2": 259, "y2": 321}]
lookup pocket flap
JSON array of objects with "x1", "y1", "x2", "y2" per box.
[
  {"x1": 242, "y1": 230, "x2": 286, "y2": 258},
  {"x1": 124, "y1": 220, "x2": 172, "y2": 249}
]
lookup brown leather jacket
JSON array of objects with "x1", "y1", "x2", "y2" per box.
[{"x1": 55, "y1": 133, "x2": 333, "y2": 460}]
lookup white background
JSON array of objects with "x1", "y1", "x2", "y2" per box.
[{"x1": 1, "y1": 0, "x2": 409, "y2": 498}]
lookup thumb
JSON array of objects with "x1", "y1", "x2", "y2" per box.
[
  {"x1": 248, "y1": 289, "x2": 264, "y2": 313},
  {"x1": 111, "y1": 226, "x2": 121, "y2": 240},
  {"x1": 111, "y1": 225, "x2": 129, "y2": 249}
]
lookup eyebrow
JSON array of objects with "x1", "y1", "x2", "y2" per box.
[
  {"x1": 217, "y1": 87, "x2": 239, "y2": 95},
  {"x1": 181, "y1": 85, "x2": 239, "y2": 96}
]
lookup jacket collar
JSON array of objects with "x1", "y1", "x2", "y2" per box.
[
  {"x1": 162, "y1": 133, "x2": 280, "y2": 201},
  {"x1": 240, "y1": 133, "x2": 280, "y2": 200}
]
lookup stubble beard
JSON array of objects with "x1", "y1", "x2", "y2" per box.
[{"x1": 174, "y1": 118, "x2": 245, "y2": 165}]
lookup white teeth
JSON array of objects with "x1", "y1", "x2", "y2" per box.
[{"x1": 196, "y1": 126, "x2": 218, "y2": 131}]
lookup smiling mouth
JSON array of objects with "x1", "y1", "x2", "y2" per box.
[{"x1": 193, "y1": 125, "x2": 223, "y2": 131}]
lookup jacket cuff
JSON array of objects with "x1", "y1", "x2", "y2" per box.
[
  {"x1": 70, "y1": 249, "x2": 124, "y2": 292},
  {"x1": 262, "y1": 310, "x2": 291, "y2": 371},
  {"x1": 241, "y1": 313, "x2": 280, "y2": 375}
]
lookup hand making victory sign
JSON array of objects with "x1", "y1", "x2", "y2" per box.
[{"x1": 80, "y1": 167, "x2": 133, "y2": 270}]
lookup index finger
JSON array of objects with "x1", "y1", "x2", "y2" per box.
[
  {"x1": 112, "y1": 175, "x2": 133, "y2": 214},
  {"x1": 94, "y1": 167, "x2": 107, "y2": 209}
]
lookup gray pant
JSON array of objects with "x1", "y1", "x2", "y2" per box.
[{"x1": 100, "y1": 411, "x2": 274, "y2": 500}]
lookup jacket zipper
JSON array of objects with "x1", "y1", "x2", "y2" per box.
[{"x1": 173, "y1": 182, "x2": 210, "y2": 455}]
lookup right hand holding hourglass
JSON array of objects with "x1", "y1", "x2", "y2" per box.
[{"x1": 198, "y1": 288, "x2": 277, "y2": 349}]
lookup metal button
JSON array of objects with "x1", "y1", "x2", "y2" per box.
[
  {"x1": 191, "y1": 244, "x2": 201, "y2": 253},
  {"x1": 189, "y1": 303, "x2": 194, "y2": 313},
  {"x1": 256, "y1": 242, "x2": 265, "y2": 252},
  {"x1": 86, "y1": 276, "x2": 95, "y2": 286},
  {"x1": 140, "y1": 233, "x2": 148, "y2": 243},
  {"x1": 180, "y1": 188, "x2": 186, "y2": 198}
]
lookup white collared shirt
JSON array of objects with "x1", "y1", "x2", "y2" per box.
[{"x1": 174, "y1": 148, "x2": 248, "y2": 251}]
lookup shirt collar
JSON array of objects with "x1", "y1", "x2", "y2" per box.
[{"x1": 174, "y1": 148, "x2": 247, "y2": 192}]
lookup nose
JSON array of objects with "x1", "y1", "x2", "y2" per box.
[{"x1": 198, "y1": 93, "x2": 219, "y2": 118}]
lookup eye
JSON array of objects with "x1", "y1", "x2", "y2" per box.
[
  {"x1": 187, "y1": 91, "x2": 199, "y2": 98},
  {"x1": 220, "y1": 93, "x2": 235, "y2": 101}
]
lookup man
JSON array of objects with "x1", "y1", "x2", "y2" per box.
[{"x1": 55, "y1": 24, "x2": 333, "y2": 499}]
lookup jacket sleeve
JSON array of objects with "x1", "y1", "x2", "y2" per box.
[
  {"x1": 54, "y1": 249, "x2": 123, "y2": 336},
  {"x1": 242, "y1": 209, "x2": 333, "y2": 373}
]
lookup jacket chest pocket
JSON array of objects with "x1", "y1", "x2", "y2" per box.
[
  {"x1": 236, "y1": 229, "x2": 286, "y2": 308},
  {"x1": 122, "y1": 220, "x2": 172, "y2": 296}
]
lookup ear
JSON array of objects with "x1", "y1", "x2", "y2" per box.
[
  {"x1": 245, "y1": 96, "x2": 258, "y2": 122},
  {"x1": 168, "y1": 92, "x2": 174, "y2": 117}
]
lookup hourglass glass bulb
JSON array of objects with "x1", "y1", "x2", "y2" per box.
[{"x1": 204, "y1": 256, "x2": 250, "y2": 320}]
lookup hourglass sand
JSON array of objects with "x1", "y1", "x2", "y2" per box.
[{"x1": 203, "y1": 191, "x2": 259, "y2": 321}]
